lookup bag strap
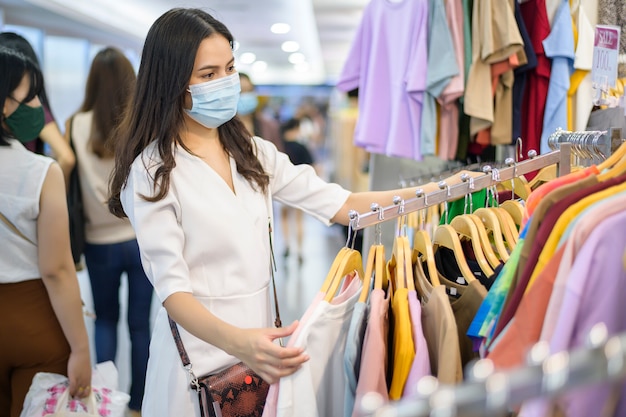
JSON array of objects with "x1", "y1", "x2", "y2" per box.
[{"x1": 0, "y1": 211, "x2": 35, "y2": 245}]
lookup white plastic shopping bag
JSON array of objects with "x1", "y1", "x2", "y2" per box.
[{"x1": 20, "y1": 361, "x2": 130, "y2": 417}]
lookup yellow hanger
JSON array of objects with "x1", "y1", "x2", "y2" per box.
[
  {"x1": 466, "y1": 214, "x2": 502, "y2": 270},
  {"x1": 412, "y1": 229, "x2": 441, "y2": 287},
  {"x1": 497, "y1": 176, "x2": 532, "y2": 200},
  {"x1": 320, "y1": 247, "x2": 350, "y2": 294},
  {"x1": 400, "y1": 235, "x2": 415, "y2": 292},
  {"x1": 432, "y1": 224, "x2": 476, "y2": 283},
  {"x1": 492, "y1": 207, "x2": 519, "y2": 247},
  {"x1": 473, "y1": 208, "x2": 510, "y2": 262},
  {"x1": 357, "y1": 245, "x2": 377, "y2": 304},
  {"x1": 500, "y1": 200, "x2": 524, "y2": 227},
  {"x1": 389, "y1": 235, "x2": 407, "y2": 291},
  {"x1": 598, "y1": 140, "x2": 626, "y2": 172},
  {"x1": 450, "y1": 215, "x2": 494, "y2": 277},
  {"x1": 598, "y1": 141, "x2": 626, "y2": 181},
  {"x1": 374, "y1": 245, "x2": 388, "y2": 291},
  {"x1": 324, "y1": 249, "x2": 364, "y2": 302},
  {"x1": 528, "y1": 164, "x2": 557, "y2": 190}
]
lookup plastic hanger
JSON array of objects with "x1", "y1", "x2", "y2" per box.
[
  {"x1": 412, "y1": 230, "x2": 441, "y2": 287},
  {"x1": 374, "y1": 245, "x2": 388, "y2": 291},
  {"x1": 598, "y1": 139, "x2": 626, "y2": 172},
  {"x1": 492, "y1": 207, "x2": 519, "y2": 247},
  {"x1": 500, "y1": 200, "x2": 524, "y2": 227},
  {"x1": 466, "y1": 214, "x2": 502, "y2": 270},
  {"x1": 474, "y1": 207, "x2": 510, "y2": 262},
  {"x1": 450, "y1": 215, "x2": 494, "y2": 277},
  {"x1": 324, "y1": 249, "x2": 364, "y2": 302},
  {"x1": 432, "y1": 224, "x2": 476, "y2": 283},
  {"x1": 357, "y1": 245, "x2": 376, "y2": 303}
]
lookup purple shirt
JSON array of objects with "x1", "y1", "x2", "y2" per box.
[
  {"x1": 336, "y1": 0, "x2": 429, "y2": 160},
  {"x1": 522, "y1": 210, "x2": 626, "y2": 417}
]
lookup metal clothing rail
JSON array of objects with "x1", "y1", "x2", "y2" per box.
[
  {"x1": 358, "y1": 323, "x2": 626, "y2": 417},
  {"x1": 350, "y1": 143, "x2": 572, "y2": 231}
]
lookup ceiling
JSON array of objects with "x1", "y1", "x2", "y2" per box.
[{"x1": 0, "y1": 0, "x2": 370, "y2": 85}]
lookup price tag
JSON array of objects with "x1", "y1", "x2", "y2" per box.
[{"x1": 592, "y1": 25, "x2": 621, "y2": 89}]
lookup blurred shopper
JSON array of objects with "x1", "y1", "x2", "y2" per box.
[
  {"x1": 237, "y1": 72, "x2": 283, "y2": 151},
  {"x1": 65, "y1": 47, "x2": 151, "y2": 417},
  {"x1": 280, "y1": 118, "x2": 315, "y2": 264},
  {"x1": 0, "y1": 32, "x2": 75, "y2": 186},
  {"x1": 0, "y1": 45, "x2": 91, "y2": 417}
]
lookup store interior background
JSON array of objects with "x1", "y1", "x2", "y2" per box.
[{"x1": 0, "y1": 0, "x2": 451, "y2": 394}]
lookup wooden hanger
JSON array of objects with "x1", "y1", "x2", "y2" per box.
[
  {"x1": 500, "y1": 200, "x2": 524, "y2": 227},
  {"x1": 357, "y1": 245, "x2": 377, "y2": 303},
  {"x1": 474, "y1": 208, "x2": 510, "y2": 262},
  {"x1": 466, "y1": 214, "x2": 502, "y2": 269},
  {"x1": 598, "y1": 140, "x2": 626, "y2": 172},
  {"x1": 497, "y1": 176, "x2": 531, "y2": 200},
  {"x1": 598, "y1": 142, "x2": 626, "y2": 181},
  {"x1": 320, "y1": 247, "x2": 350, "y2": 294},
  {"x1": 389, "y1": 235, "x2": 407, "y2": 291},
  {"x1": 528, "y1": 164, "x2": 557, "y2": 190},
  {"x1": 324, "y1": 249, "x2": 364, "y2": 302},
  {"x1": 432, "y1": 224, "x2": 476, "y2": 283},
  {"x1": 492, "y1": 207, "x2": 519, "y2": 247},
  {"x1": 400, "y1": 235, "x2": 415, "y2": 292},
  {"x1": 450, "y1": 215, "x2": 494, "y2": 277},
  {"x1": 412, "y1": 229, "x2": 441, "y2": 286},
  {"x1": 374, "y1": 245, "x2": 388, "y2": 291}
]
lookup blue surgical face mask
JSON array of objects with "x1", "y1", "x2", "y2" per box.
[
  {"x1": 185, "y1": 73, "x2": 241, "y2": 128},
  {"x1": 237, "y1": 92, "x2": 259, "y2": 116}
]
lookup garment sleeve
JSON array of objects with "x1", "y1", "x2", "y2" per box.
[
  {"x1": 121, "y1": 155, "x2": 191, "y2": 303},
  {"x1": 335, "y1": 8, "x2": 368, "y2": 92},
  {"x1": 254, "y1": 137, "x2": 350, "y2": 226}
]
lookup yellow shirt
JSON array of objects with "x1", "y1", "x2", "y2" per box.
[{"x1": 388, "y1": 287, "x2": 415, "y2": 400}]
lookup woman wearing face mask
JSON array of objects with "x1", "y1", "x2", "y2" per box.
[
  {"x1": 0, "y1": 46, "x2": 91, "y2": 417},
  {"x1": 0, "y1": 32, "x2": 76, "y2": 187},
  {"x1": 108, "y1": 8, "x2": 476, "y2": 416},
  {"x1": 237, "y1": 72, "x2": 283, "y2": 152}
]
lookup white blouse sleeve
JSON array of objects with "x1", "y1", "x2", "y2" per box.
[
  {"x1": 253, "y1": 137, "x2": 351, "y2": 226},
  {"x1": 120, "y1": 154, "x2": 192, "y2": 303}
]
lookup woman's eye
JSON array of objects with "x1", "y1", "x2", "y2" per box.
[{"x1": 227, "y1": 65, "x2": 236, "y2": 73}]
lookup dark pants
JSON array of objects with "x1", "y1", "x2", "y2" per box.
[
  {"x1": 0, "y1": 279, "x2": 70, "y2": 417},
  {"x1": 84, "y1": 239, "x2": 153, "y2": 411}
]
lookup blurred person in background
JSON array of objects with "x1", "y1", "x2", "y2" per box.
[
  {"x1": 0, "y1": 32, "x2": 76, "y2": 187},
  {"x1": 237, "y1": 72, "x2": 283, "y2": 151},
  {"x1": 65, "y1": 47, "x2": 152, "y2": 417},
  {"x1": 0, "y1": 45, "x2": 91, "y2": 417},
  {"x1": 279, "y1": 118, "x2": 315, "y2": 264}
]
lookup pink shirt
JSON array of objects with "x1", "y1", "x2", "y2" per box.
[{"x1": 402, "y1": 290, "x2": 431, "y2": 398}]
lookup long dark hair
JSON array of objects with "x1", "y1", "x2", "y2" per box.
[
  {"x1": 108, "y1": 8, "x2": 269, "y2": 218},
  {"x1": 78, "y1": 47, "x2": 136, "y2": 158},
  {"x1": 0, "y1": 46, "x2": 43, "y2": 146}
]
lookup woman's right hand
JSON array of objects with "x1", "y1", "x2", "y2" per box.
[
  {"x1": 236, "y1": 321, "x2": 309, "y2": 384},
  {"x1": 66, "y1": 348, "x2": 92, "y2": 398}
]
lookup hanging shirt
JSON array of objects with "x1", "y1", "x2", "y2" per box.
[
  {"x1": 352, "y1": 289, "x2": 391, "y2": 417},
  {"x1": 541, "y1": 192, "x2": 626, "y2": 344},
  {"x1": 438, "y1": 0, "x2": 465, "y2": 160},
  {"x1": 520, "y1": 211, "x2": 626, "y2": 417},
  {"x1": 275, "y1": 277, "x2": 362, "y2": 417},
  {"x1": 402, "y1": 290, "x2": 431, "y2": 399},
  {"x1": 520, "y1": 0, "x2": 551, "y2": 159},
  {"x1": 540, "y1": 0, "x2": 575, "y2": 154},
  {"x1": 388, "y1": 287, "x2": 415, "y2": 400},
  {"x1": 418, "y1": 284, "x2": 462, "y2": 384},
  {"x1": 486, "y1": 245, "x2": 565, "y2": 369},
  {"x1": 420, "y1": 0, "x2": 459, "y2": 157},
  {"x1": 342, "y1": 301, "x2": 369, "y2": 417},
  {"x1": 336, "y1": 0, "x2": 429, "y2": 160}
]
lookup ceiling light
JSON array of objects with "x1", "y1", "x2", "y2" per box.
[
  {"x1": 239, "y1": 52, "x2": 256, "y2": 64},
  {"x1": 281, "y1": 41, "x2": 300, "y2": 53},
  {"x1": 288, "y1": 53, "x2": 306, "y2": 64},
  {"x1": 294, "y1": 62, "x2": 310, "y2": 72},
  {"x1": 271, "y1": 23, "x2": 291, "y2": 34},
  {"x1": 252, "y1": 61, "x2": 268, "y2": 72}
]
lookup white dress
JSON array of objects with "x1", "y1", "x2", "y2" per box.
[{"x1": 120, "y1": 136, "x2": 350, "y2": 417}]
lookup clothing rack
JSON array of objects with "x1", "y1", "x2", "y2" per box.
[
  {"x1": 350, "y1": 143, "x2": 572, "y2": 231},
  {"x1": 358, "y1": 324, "x2": 626, "y2": 417}
]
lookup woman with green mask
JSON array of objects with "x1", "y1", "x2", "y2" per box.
[{"x1": 0, "y1": 46, "x2": 91, "y2": 417}]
